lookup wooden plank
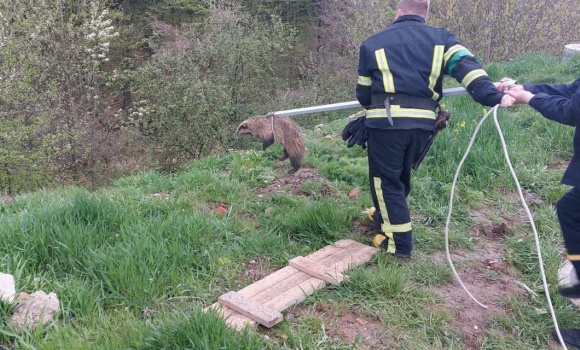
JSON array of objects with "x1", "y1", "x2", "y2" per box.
[
  {"x1": 218, "y1": 291, "x2": 283, "y2": 328},
  {"x1": 205, "y1": 303, "x2": 257, "y2": 330},
  {"x1": 305, "y1": 239, "x2": 357, "y2": 261},
  {"x1": 238, "y1": 239, "x2": 364, "y2": 300},
  {"x1": 237, "y1": 266, "x2": 301, "y2": 298},
  {"x1": 332, "y1": 245, "x2": 379, "y2": 272},
  {"x1": 264, "y1": 245, "x2": 380, "y2": 312},
  {"x1": 249, "y1": 242, "x2": 378, "y2": 312},
  {"x1": 249, "y1": 241, "x2": 364, "y2": 303},
  {"x1": 207, "y1": 239, "x2": 380, "y2": 331},
  {"x1": 236, "y1": 241, "x2": 356, "y2": 298},
  {"x1": 250, "y1": 269, "x2": 313, "y2": 304},
  {"x1": 289, "y1": 256, "x2": 343, "y2": 285},
  {"x1": 264, "y1": 277, "x2": 326, "y2": 311},
  {"x1": 318, "y1": 240, "x2": 370, "y2": 269}
]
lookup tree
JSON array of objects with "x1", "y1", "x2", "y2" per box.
[
  {"x1": 0, "y1": 0, "x2": 120, "y2": 194},
  {"x1": 126, "y1": 2, "x2": 296, "y2": 170}
]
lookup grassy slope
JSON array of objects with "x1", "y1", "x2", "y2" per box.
[{"x1": 1, "y1": 54, "x2": 579, "y2": 349}]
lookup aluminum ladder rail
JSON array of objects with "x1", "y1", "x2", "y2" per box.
[{"x1": 273, "y1": 86, "x2": 472, "y2": 117}]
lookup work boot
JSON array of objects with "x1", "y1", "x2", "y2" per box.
[
  {"x1": 372, "y1": 234, "x2": 411, "y2": 259},
  {"x1": 559, "y1": 283, "x2": 580, "y2": 299},
  {"x1": 394, "y1": 251, "x2": 411, "y2": 259},
  {"x1": 552, "y1": 328, "x2": 580, "y2": 348}
]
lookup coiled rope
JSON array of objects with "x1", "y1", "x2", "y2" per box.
[{"x1": 444, "y1": 105, "x2": 568, "y2": 349}]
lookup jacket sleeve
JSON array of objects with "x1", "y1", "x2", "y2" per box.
[
  {"x1": 524, "y1": 78, "x2": 580, "y2": 98},
  {"x1": 528, "y1": 89, "x2": 580, "y2": 127},
  {"x1": 443, "y1": 32, "x2": 504, "y2": 107},
  {"x1": 356, "y1": 44, "x2": 372, "y2": 108}
]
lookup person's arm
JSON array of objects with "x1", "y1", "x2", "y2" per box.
[
  {"x1": 443, "y1": 34, "x2": 506, "y2": 107},
  {"x1": 524, "y1": 78, "x2": 580, "y2": 98},
  {"x1": 356, "y1": 44, "x2": 372, "y2": 108},
  {"x1": 507, "y1": 86, "x2": 580, "y2": 126},
  {"x1": 528, "y1": 93, "x2": 579, "y2": 126}
]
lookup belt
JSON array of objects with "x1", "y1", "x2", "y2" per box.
[{"x1": 371, "y1": 93, "x2": 438, "y2": 126}]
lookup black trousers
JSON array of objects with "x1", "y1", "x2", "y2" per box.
[
  {"x1": 367, "y1": 128, "x2": 431, "y2": 256},
  {"x1": 557, "y1": 187, "x2": 580, "y2": 279}
]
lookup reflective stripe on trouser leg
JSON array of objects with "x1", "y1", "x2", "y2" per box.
[
  {"x1": 373, "y1": 177, "x2": 397, "y2": 253},
  {"x1": 371, "y1": 176, "x2": 412, "y2": 255},
  {"x1": 557, "y1": 187, "x2": 580, "y2": 280}
]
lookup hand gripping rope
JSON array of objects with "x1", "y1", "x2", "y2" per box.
[{"x1": 445, "y1": 105, "x2": 568, "y2": 349}]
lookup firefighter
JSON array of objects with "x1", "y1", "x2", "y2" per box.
[
  {"x1": 356, "y1": 0, "x2": 514, "y2": 258},
  {"x1": 498, "y1": 76, "x2": 580, "y2": 349}
]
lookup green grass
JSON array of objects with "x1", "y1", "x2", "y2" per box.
[{"x1": 0, "y1": 54, "x2": 579, "y2": 349}]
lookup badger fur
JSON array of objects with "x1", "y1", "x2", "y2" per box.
[{"x1": 236, "y1": 113, "x2": 307, "y2": 174}]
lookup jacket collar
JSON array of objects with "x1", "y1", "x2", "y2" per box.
[{"x1": 392, "y1": 15, "x2": 426, "y2": 25}]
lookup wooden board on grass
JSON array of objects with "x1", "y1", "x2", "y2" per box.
[{"x1": 206, "y1": 239, "x2": 379, "y2": 330}]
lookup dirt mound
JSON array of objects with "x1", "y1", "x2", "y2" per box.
[{"x1": 253, "y1": 168, "x2": 329, "y2": 196}]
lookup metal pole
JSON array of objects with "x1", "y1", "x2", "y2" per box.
[{"x1": 273, "y1": 86, "x2": 471, "y2": 117}]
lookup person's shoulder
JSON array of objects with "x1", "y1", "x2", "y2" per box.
[
  {"x1": 423, "y1": 23, "x2": 452, "y2": 33},
  {"x1": 362, "y1": 27, "x2": 391, "y2": 44}
]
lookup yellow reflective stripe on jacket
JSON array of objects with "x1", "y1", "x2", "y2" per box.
[
  {"x1": 375, "y1": 49, "x2": 395, "y2": 93},
  {"x1": 366, "y1": 108, "x2": 436, "y2": 120},
  {"x1": 357, "y1": 76, "x2": 372, "y2": 86},
  {"x1": 382, "y1": 222, "x2": 412, "y2": 233},
  {"x1": 568, "y1": 255, "x2": 580, "y2": 261},
  {"x1": 428, "y1": 45, "x2": 444, "y2": 100},
  {"x1": 461, "y1": 69, "x2": 488, "y2": 88},
  {"x1": 444, "y1": 44, "x2": 466, "y2": 65}
]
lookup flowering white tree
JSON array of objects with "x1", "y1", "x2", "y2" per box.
[{"x1": 0, "y1": 0, "x2": 121, "y2": 193}]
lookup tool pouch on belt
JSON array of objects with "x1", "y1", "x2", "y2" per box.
[
  {"x1": 434, "y1": 105, "x2": 451, "y2": 131},
  {"x1": 342, "y1": 110, "x2": 368, "y2": 149}
]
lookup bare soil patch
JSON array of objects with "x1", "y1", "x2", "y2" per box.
[
  {"x1": 432, "y1": 212, "x2": 525, "y2": 349},
  {"x1": 352, "y1": 219, "x2": 377, "y2": 237},
  {"x1": 238, "y1": 255, "x2": 278, "y2": 283},
  {"x1": 253, "y1": 168, "x2": 328, "y2": 196},
  {"x1": 285, "y1": 305, "x2": 390, "y2": 349},
  {"x1": 548, "y1": 159, "x2": 570, "y2": 171}
]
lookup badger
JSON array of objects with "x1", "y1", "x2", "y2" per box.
[{"x1": 236, "y1": 113, "x2": 307, "y2": 174}]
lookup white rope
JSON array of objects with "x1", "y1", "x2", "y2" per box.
[{"x1": 445, "y1": 105, "x2": 568, "y2": 349}]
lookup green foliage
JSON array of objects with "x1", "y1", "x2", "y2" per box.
[
  {"x1": 140, "y1": 308, "x2": 267, "y2": 350},
  {"x1": 127, "y1": 3, "x2": 297, "y2": 170},
  {"x1": 263, "y1": 199, "x2": 356, "y2": 244},
  {"x1": 430, "y1": 0, "x2": 580, "y2": 62},
  {"x1": 0, "y1": 299, "x2": 16, "y2": 345},
  {"x1": 0, "y1": 0, "x2": 123, "y2": 193}
]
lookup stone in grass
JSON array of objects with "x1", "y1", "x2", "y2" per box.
[
  {"x1": 10, "y1": 291, "x2": 60, "y2": 332},
  {"x1": 0, "y1": 272, "x2": 15, "y2": 302}
]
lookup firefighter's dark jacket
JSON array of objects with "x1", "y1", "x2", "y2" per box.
[
  {"x1": 356, "y1": 15, "x2": 504, "y2": 131},
  {"x1": 525, "y1": 78, "x2": 580, "y2": 188}
]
